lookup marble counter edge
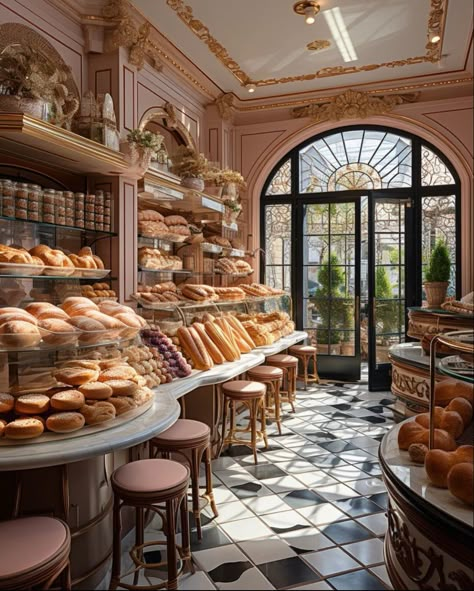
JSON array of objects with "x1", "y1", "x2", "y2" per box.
[{"x1": 0, "y1": 390, "x2": 180, "y2": 471}]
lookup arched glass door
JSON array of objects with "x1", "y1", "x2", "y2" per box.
[{"x1": 261, "y1": 126, "x2": 460, "y2": 388}]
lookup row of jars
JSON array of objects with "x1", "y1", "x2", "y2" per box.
[{"x1": 0, "y1": 179, "x2": 112, "y2": 232}]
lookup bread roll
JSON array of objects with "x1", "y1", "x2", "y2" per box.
[
  {"x1": 25, "y1": 302, "x2": 69, "y2": 321},
  {"x1": 61, "y1": 297, "x2": 99, "y2": 314},
  {"x1": 78, "y1": 382, "x2": 113, "y2": 400},
  {"x1": 446, "y1": 397, "x2": 473, "y2": 428},
  {"x1": 53, "y1": 366, "x2": 99, "y2": 386},
  {"x1": 447, "y1": 463, "x2": 474, "y2": 506},
  {"x1": 60, "y1": 360, "x2": 100, "y2": 371},
  {"x1": 436, "y1": 379, "x2": 473, "y2": 404},
  {"x1": 425, "y1": 446, "x2": 474, "y2": 487},
  {"x1": 0, "y1": 310, "x2": 38, "y2": 326},
  {"x1": 4, "y1": 418, "x2": 44, "y2": 440},
  {"x1": 397, "y1": 420, "x2": 456, "y2": 451},
  {"x1": 103, "y1": 379, "x2": 138, "y2": 397},
  {"x1": 108, "y1": 396, "x2": 137, "y2": 415},
  {"x1": 0, "y1": 393, "x2": 14, "y2": 413},
  {"x1": 80, "y1": 401, "x2": 116, "y2": 425},
  {"x1": 98, "y1": 366, "x2": 137, "y2": 382},
  {"x1": 15, "y1": 394, "x2": 50, "y2": 415},
  {"x1": 67, "y1": 316, "x2": 105, "y2": 339},
  {"x1": 50, "y1": 390, "x2": 85, "y2": 411},
  {"x1": 39, "y1": 319, "x2": 78, "y2": 345},
  {"x1": 46, "y1": 412, "x2": 85, "y2": 433},
  {"x1": 416, "y1": 408, "x2": 464, "y2": 439},
  {"x1": 86, "y1": 310, "x2": 125, "y2": 330},
  {"x1": 408, "y1": 443, "x2": 428, "y2": 464},
  {"x1": 0, "y1": 419, "x2": 6, "y2": 437}
]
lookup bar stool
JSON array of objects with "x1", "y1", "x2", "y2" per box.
[
  {"x1": 219, "y1": 380, "x2": 268, "y2": 464},
  {"x1": 150, "y1": 419, "x2": 218, "y2": 541},
  {"x1": 247, "y1": 365, "x2": 284, "y2": 435},
  {"x1": 289, "y1": 344, "x2": 320, "y2": 389},
  {"x1": 266, "y1": 354, "x2": 299, "y2": 412},
  {"x1": 0, "y1": 516, "x2": 71, "y2": 590},
  {"x1": 110, "y1": 458, "x2": 192, "y2": 591}
]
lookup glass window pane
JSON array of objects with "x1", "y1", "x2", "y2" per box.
[
  {"x1": 422, "y1": 195, "x2": 456, "y2": 295},
  {"x1": 305, "y1": 203, "x2": 329, "y2": 233},
  {"x1": 422, "y1": 146, "x2": 455, "y2": 186},
  {"x1": 305, "y1": 236, "x2": 329, "y2": 265},
  {"x1": 265, "y1": 203, "x2": 292, "y2": 290},
  {"x1": 265, "y1": 159, "x2": 291, "y2": 195}
]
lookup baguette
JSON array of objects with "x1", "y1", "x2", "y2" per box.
[
  {"x1": 177, "y1": 326, "x2": 213, "y2": 370},
  {"x1": 192, "y1": 322, "x2": 225, "y2": 364},
  {"x1": 214, "y1": 317, "x2": 241, "y2": 359},
  {"x1": 226, "y1": 315, "x2": 256, "y2": 349},
  {"x1": 230, "y1": 326, "x2": 252, "y2": 353},
  {"x1": 187, "y1": 326, "x2": 214, "y2": 369},
  {"x1": 204, "y1": 321, "x2": 239, "y2": 362}
]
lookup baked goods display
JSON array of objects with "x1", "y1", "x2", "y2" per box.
[
  {"x1": 215, "y1": 258, "x2": 239, "y2": 274},
  {"x1": 240, "y1": 284, "x2": 286, "y2": 297},
  {"x1": 181, "y1": 284, "x2": 218, "y2": 302},
  {"x1": 138, "y1": 247, "x2": 183, "y2": 270},
  {"x1": 140, "y1": 327, "x2": 192, "y2": 379},
  {"x1": 0, "y1": 181, "x2": 111, "y2": 231},
  {"x1": 205, "y1": 235, "x2": 232, "y2": 248},
  {"x1": 236, "y1": 311, "x2": 295, "y2": 345},
  {"x1": 0, "y1": 358, "x2": 155, "y2": 441},
  {"x1": 138, "y1": 210, "x2": 191, "y2": 240},
  {"x1": 214, "y1": 287, "x2": 245, "y2": 301},
  {"x1": 81, "y1": 283, "x2": 117, "y2": 302},
  {"x1": 440, "y1": 298, "x2": 474, "y2": 315}
]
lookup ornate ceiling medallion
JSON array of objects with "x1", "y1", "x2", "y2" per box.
[
  {"x1": 307, "y1": 40, "x2": 331, "y2": 51},
  {"x1": 165, "y1": 0, "x2": 448, "y2": 88},
  {"x1": 292, "y1": 89, "x2": 420, "y2": 122}
]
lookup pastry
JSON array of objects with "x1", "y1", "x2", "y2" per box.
[
  {"x1": 50, "y1": 390, "x2": 85, "y2": 411},
  {"x1": 61, "y1": 297, "x2": 99, "y2": 314},
  {"x1": 108, "y1": 396, "x2": 137, "y2": 415},
  {"x1": 79, "y1": 401, "x2": 116, "y2": 425},
  {"x1": 38, "y1": 319, "x2": 78, "y2": 345},
  {"x1": 46, "y1": 412, "x2": 85, "y2": 433},
  {"x1": 0, "y1": 393, "x2": 15, "y2": 413},
  {"x1": 447, "y1": 463, "x2": 474, "y2": 506},
  {"x1": 397, "y1": 420, "x2": 457, "y2": 451},
  {"x1": 53, "y1": 366, "x2": 100, "y2": 386},
  {"x1": 78, "y1": 382, "x2": 113, "y2": 400},
  {"x1": 4, "y1": 418, "x2": 44, "y2": 440},
  {"x1": 0, "y1": 419, "x2": 6, "y2": 437},
  {"x1": 15, "y1": 394, "x2": 50, "y2": 415},
  {"x1": 0, "y1": 321, "x2": 41, "y2": 348},
  {"x1": 98, "y1": 366, "x2": 137, "y2": 382},
  {"x1": 133, "y1": 388, "x2": 154, "y2": 406},
  {"x1": 102, "y1": 379, "x2": 138, "y2": 397},
  {"x1": 425, "y1": 446, "x2": 474, "y2": 487}
]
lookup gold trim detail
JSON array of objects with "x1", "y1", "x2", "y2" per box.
[
  {"x1": 307, "y1": 40, "x2": 331, "y2": 51},
  {"x1": 103, "y1": 0, "x2": 164, "y2": 71},
  {"x1": 138, "y1": 102, "x2": 197, "y2": 152},
  {"x1": 215, "y1": 93, "x2": 235, "y2": 120},
  {"x1": 165, "y1": 0, "x2": 448, "y2": 87},
  {"x1": 293, "y1": 1, "x2": 320, "y2": 18},
  {"x1": 292, "y1": 89, "x2": 420, "y2": 122}
]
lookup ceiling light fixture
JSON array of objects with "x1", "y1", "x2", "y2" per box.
[
  {"x1": 430, "y1": 34, "x2": 441, "y2": 43},
  {"x1": 293, "y1": 1, "x2": 320, "y2": 25},
  {"x1": 246, "y1": 83, "x2": 256, "y2": 93},
  {"x1": 323, "y1": 6, "x2": 358, "y2": 62}
]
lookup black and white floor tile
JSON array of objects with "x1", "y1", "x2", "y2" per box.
[{"x1": 138, "y1": 373, "x2": 395, "y2": 589}]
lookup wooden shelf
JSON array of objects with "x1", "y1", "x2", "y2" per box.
[{"x1": 0, "y1": 113, "x2": 127, "y2": 175}]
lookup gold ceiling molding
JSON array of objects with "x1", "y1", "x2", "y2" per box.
[
  {"x1": 165, "y1": 0, "x2": 448, "y2": 88},
  {"x1": 292, "y1": 89, "x2": 420, "y2": 122},
  {"x1": 307, "y1": 40, "x2": 331, "y2": 51},
  {"x1": 102, "y1": 0, "x2": 164, "y2": 70},
  {"x1": 215, "y1": 93, "x2": 235, "y2": 120}
]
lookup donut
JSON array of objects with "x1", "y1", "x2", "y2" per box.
[
  {"x1": 4, "y1": 418, "x2": 44, "y2": 440},
  {"x1": 0, "y1": 393, "x2": 14, "y2": 414},
  {"x1": 103, "y1": 379, "x2": 138, "y2": 397},
  {"x1": 46, "y1": 412, "x2": 85, "y2": 433},
  {"x1": 50, "y1": 390, "x2": 85, "y2": 411},
  {"x1": 78, "y1": 382, "x2": 113, "y2": 401},
  {"x1": 15, "y1": 394, "x2": 50, "y2": 415}
]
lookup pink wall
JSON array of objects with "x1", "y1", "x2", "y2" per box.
[{"x1": 234, "y1": 97, "x2": 474, "y2": 293}]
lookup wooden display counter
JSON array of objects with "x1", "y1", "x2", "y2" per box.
[{"x1": 380, "y1": 422, "x2": 474, "y2": 590}]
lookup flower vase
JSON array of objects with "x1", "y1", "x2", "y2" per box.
[
  {"x1": 204, "y1": 184, "x2": 223, "y2": 198},
  {"x1": 0, "y1": 95, "x2": 49, "y2": 120},
  {"x1": 181, "y1": 177, "x2": 205, "y2": 191},
  {"x1": 121, "y1": 142, "x2": 153, "y2": 177},
  {"x1": 222, "y1": 182, "x2": 238, "y2": 200}
]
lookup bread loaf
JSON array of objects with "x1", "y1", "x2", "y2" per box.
[
  {"x1": 177, "y1": 326, "x2": 213, "y2": 370},
  {"x1": 204, "y1": 321, "x2": 239, "y2": 362},
  {"x1": 80, "y1": 401, "x2": 116, "y2": 424},
  {"x1": 0, "y1": 321, "x2": 42, "y2": 348},
  {"x1": 46, "y1": 412, "x2": 85, "y2": 433},
  {"x1": 214, "y1": 318, "x2": 241, "y2": 359},
  {"x1": 226, "y1": 315, "x2": 256, "y2": 349},
  {"x1": 447, "y1": 463, "x2": 474, "y2": 506},
  {"x1": 397, "y1": 420, "x2": 457, "y2": 451},
  {"x1": 192, "y1": 323, "x2": 225, "y2": 365},
  {"x1": 4, "y1": 418, "x2": 44, "y2": 440},
  {"x1": 425, "y1": 446, "x2": 474, "y2": 487},
  {"x1": 435, "y1": 379, "x2": 473, "y2": 404}
]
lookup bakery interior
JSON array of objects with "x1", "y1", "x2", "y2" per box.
[{"x1": 0, "y1": 0, "x2": 472, "y2": 590}]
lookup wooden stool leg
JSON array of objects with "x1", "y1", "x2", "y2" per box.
[
  {"x1": 260, "y1": 395, "x2": 268, "y2": 449},
  {"x1": 250, "y1": 399, "x2": 258, "y2": 465},
  {"x1": 190, "y1": 447, "x2": 203, "y2": 541},
  {"x1": 180, "y1": 493, "x2": 194, "y2": 573},
  {"x1": 229, "y1": 400, "x2": 236, "y2": 448},
  {"x1": 303, "y1": 355, "x2": 309, "y2": 390},
  {"x1": 217, "y1": 396, "x2": 229, "y2": 458},
  {"x1": 133, "y1": 507, "x2": 145, "y2": 584},
  {"x1": 204, "y1": 444, "x2": 218, "y2": 518},
  {"x1": 166, "y1": 499, "x2": 179, "y2": 590},
  {"x1": 313, "y1": 352, "x2": 320, "y2": 383},
  {"x1": 274, "y1": 379, "x2": 282, "y2": 435},
  {"x1": 110, "y1": 495, "x2": 122, "y2": 590},
  {"x1": 289, "y1": 367, "x2": 296, "y2": 413}
]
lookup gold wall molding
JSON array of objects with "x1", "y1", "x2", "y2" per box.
[
  {"x1": 165, "y1": 0, "x2": 448, "y2": 88},
  {"x1": 292, "y1": 89, "x2": 420, "y2": 122},
  {"x1": 215, "y1": 93, "x2": 235, "y2": 120},
  {"x1": 307, "y1": 40, "x2": 331, "y2": 51},
  {"x1": 102, "y1": 0, "x2": 163, "y2": 71}
]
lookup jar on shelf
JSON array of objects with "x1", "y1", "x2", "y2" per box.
[
  {"x1": 14, "y1": 182, "x2": 29, "y2": 219},
  {"x1": 27, "y1": 184, "x2": 42, "y2": 222},
  {"x1": 42, "y1": 188, "x2": 56, "y2": 224},
  {"x1": 1, "y1": 179, "x2": 15, "y2": 217},
  {"x1": 95, "y1": 190, "x2": 104, "y2": 207},
  {"x1": 74, "y1": 192, "x2": 85, "y2": 228}
]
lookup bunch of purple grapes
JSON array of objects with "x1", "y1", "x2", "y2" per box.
[{"x1": 141, "y1": 328, "x2": 192, "y2": 379}]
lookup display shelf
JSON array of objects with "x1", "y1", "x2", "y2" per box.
[
  {"x1": 0, "y1": 274, "x2": 118, "y2": 281},
  {"x1": 201, "y1": 242, "x2": 223, "y2": 254},
  {"x1": 134, "y1": 292, "x2": 289, "y2": 311},
  {"x1": 408, "y1": 306, "x2": 474, "y2": 320},
  {"x1": 138, "y1": 234, "x2": 187, "y2": 244},
  {"x1": 0, "y1": 113, "x2": 127, "y2": 175},
  {"x1": 438, "y1": 355, "x2": 474, "y2": 384},
  {"x1": 138, "y1": 267, "x2": 192, "y2": 275},
  {"x1": 0, "y1": 215, "x2": 117, "y2": 237},
  {"x1": 0, "y1": 332, "x2": 138, "y2": 354}
]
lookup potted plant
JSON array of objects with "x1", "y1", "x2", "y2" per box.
[
  {"x1": 219, "y1": 168, "x2": 247, "y2": 200},
  {"x1": 375, "y1": 266, "x2": 399, "y2": 362},
  {"x1": 0, "y1": 43, "x2": 79, "y2": 127},
  {"x1": 169, "y1": 145, "x2": 208, "y2": 191},
  {"x1": 312, "y1": 255, "x2": 345, "y2": 355},
  {"x1": 340, "y1": 300, "x2": 355, "y2": 356},
  {"x1": 424, "y1": 240, "x2": 451, "y2": 308},
  {"x1": 123, "y1": 128, "x2": 164, "y2": 171},
  {"x1": 202, "y1": 167, "x2": 224, "y2": 197},
  {"x1": 222, "y1": 197, "x2": 243, "y2": 225}
]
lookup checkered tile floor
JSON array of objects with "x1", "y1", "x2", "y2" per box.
[{"x1": 123, "y1": 371, "x2": 395, "y2": 590}]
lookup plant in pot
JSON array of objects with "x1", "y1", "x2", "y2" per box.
[
  {"x1": 424, "y1": 240, "x2": 451, "y2": 308},
  {"x1": 124, "y1": 128, "x2": 164, "y2": 171},
  {"x1": 0, "y1": 43, "x2": 79, "y2": 127},
  {"x1": 340, "y1": 299, "x2": 355, "y2": 356},
  {"x1": 220, "y1": 168, "x2": 247, "y2": 201},
  {"x1": 169, "y1": 145, "x2": 208, "y2": 191},
  {"x1": 312, "y1": 255, "x2": 345, "y2": 355},
  {"x1": 202, "y1": 167, "x2": 224, "y2": 197},
  {"x1": 375, "y1": 266, "x2": 399, "y2": 362}
]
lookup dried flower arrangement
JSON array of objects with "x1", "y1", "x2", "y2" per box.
[
  {"x1": 127, "y1": 128, "x2": 164, "y2": 152},
  {"x1": 169, "y1": 145, "x2": 209, "y2": 179},
  {"x1": 0, "y1": 43, "x2": 79, "y2": 128},
  {"x1": 203, "y1": 167, "x2": 246, "y2": 189}
]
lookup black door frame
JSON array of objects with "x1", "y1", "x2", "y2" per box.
[{"x1": 260, "y1": 125, "x2": 461, "y2": 387}]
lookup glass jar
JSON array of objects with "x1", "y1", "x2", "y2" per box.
[
  {"x1": 42, "y1": 188, "x2": 56, "y2": 223},
  {"x1": 15, "y1": 182, "x2": 29, "y2": 219},
  {"x1": 27, "y1": 184, "x2": 42, "y2": 222},
  {"x1": 1, "y1": 179, "x2": 15, "y2": 217}
]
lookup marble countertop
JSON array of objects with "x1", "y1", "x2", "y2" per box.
[
  {"x1": 380, "y1": 420, "x2": 472, "y2": 529},
  {"x1": 388, "y1": 342, "x2": 441, "y2": 370},
  {"x1": 0, "y1": 391, "x2": 180, "y2": 471},
  {"x1": 159, "y1": 331, "x2": 308, "y2": 400}
]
